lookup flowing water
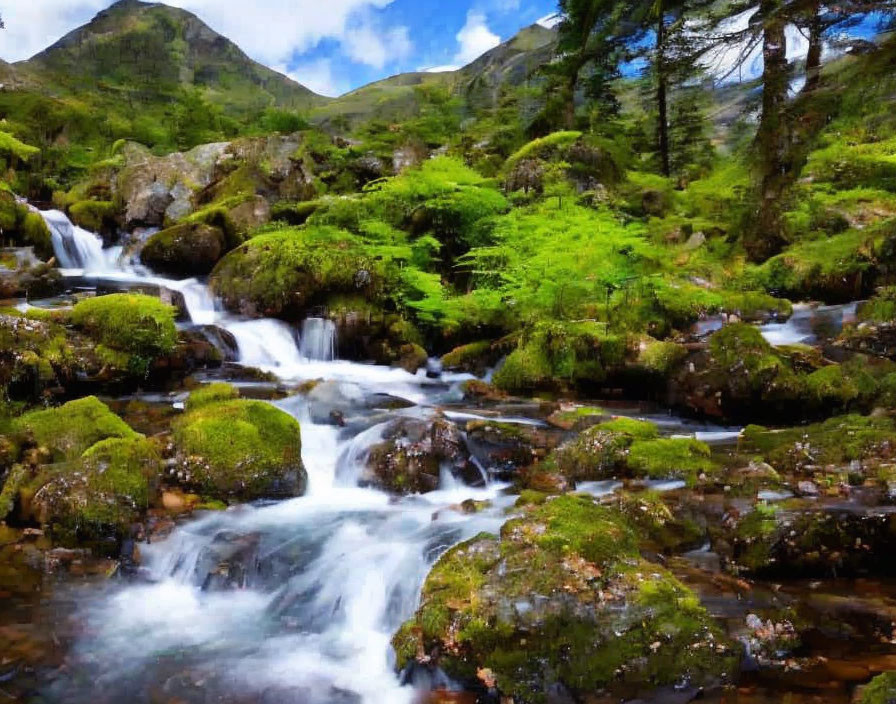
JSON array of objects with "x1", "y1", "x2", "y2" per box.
[{"x1": 8, "y1": 210, "x2": 892, "y2": 703}]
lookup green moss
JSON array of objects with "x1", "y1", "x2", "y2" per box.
[
  {"x1": 627, "y1": 438, "x2": 715, "y2": 485},
  {"x1": 505, "y1": 131, "x2": 583, "y2": 168},
  {"x1": 173, "y1": 399, "x2": 305, "y2": 501},
  {"x1": 69, "y1": 200, "x2": 117, "y2": 233},
  {"x1": 493, "y1": 321, "x2": 626, "y2": 393},
  {"x1": 394, "y1": 494, "x2": 734, "y2": 701},
  {"x1": 13, "y1": 396, "x2": 137, "y2": 462},
  {"x1": 595, "y1": 417, "x2": 660, "y2": 440},
  {"x1": 805, "y1": 364, "x2": 875, "y2": 406},
  {"x1": 185, "y1": 382, "x2": 240, "y2": 411},
  {"x1": 858, "y1": 287, "x2": 896, "y2": 323},
  {"x1": 210, "y1": 225, "x2": 385, "y2": 319},
  {"x1": 637, "y1": 338, "x2": 688, "y2": 375},
  {"x1": 440, "y1": 340, "x2": 498, "y2": 373},
  {"x1": 71, "y1": 294, "x2": 177, "y2": 372},
  {"x1": 860, "y1": 672, "x2": 896, "y2": 704},
  {"x1": 742, "y1": 414, "x2": 896, "y2": 475}
]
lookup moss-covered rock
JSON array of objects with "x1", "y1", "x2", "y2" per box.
[
  {"x1": 0, "y1": 312, "x2": 77, "y2": 399},
  {"x1": 742, "y1": 414, "x2": 896, "y2": 480},
  {"x1": 68, "y1": 200, "x2": 118, "y2": 236},
  {"x1": 670, "y1": 323, "x2": 876, "y2": 422},
  {"x1": 13, "y1": 396, "x2": 137, "y2": 462},
  {"x1": 184, "y1": 382, "x2": 240, "y2": 411},
  {"x1": 141, "y1": 222, "x2": 228, "y2": 275},
  {"x1": 0, "y1": 192, "x2": 53, "y2": 260},
  {"x1": 730, "y1": 503, "x2": 896, "y2": 577},
  {"x1": 393, "y1": 494, "x2": 736, "y2": 701},
  {"x1": 548, "y1": 418, "x2": 659, "y2": 483},
  {"x1": 172, "y1": 395, "x2": 306, "y2": 502},
  {"x1": 493, "y1": 321, "x2": 626, "y2": 394},
  {"x1": 838, "y1": 288, "x2": 896, "y2": 360},
  {"x1": 210, "y1": 226, "x2": 385, "y2": 320},
  {"x1": 860, "y1": 672, "x2": 896, "y2": 704},
  {"x1": 440, "y1": 340, "x2": 502, "y2": 376},
  {"x1": 627, "y1": 438, "x2": 716, "y2": 486},
  {"x1": 33, "y1": 436, "x2": 161, "y2": 548},
  {"x1": 71, "y1": 293, "x2": 177, "y2": 374},
  {"x1": 465, "y1": 420, "x2": 561, "y2": 481}
]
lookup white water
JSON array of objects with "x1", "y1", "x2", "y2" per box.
[
  {"x1": 759, "y1": 302, "x2": 859, "y2": 346},
  {"x1": 30, "y1": 209, "x2": 515, "y2": 702},
  {"x1": 300, "y1": 317, "x2": 337, "y2": 361}
]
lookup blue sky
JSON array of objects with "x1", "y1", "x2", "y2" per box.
[{"x1": 0, "y1": 0, "x2": 558, "y2": 96}]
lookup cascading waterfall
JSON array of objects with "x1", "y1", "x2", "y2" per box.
[
  {"x1": 40, "y1": 209, "x2": 108, "y2": 271},
  {"x1": 299, "y1": 317, "x2": 337, "y2": 361}
]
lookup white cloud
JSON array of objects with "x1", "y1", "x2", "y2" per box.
[
  {"x1": 0, "y1": 1, "x2": 109, "y2": 62},
  {"x1": 0, "y1": 0, "x2": 400, "y2": 67},
  {"x1": 419, "y1": 10, "x2": 501, "y2": 73},
  {"x1": 454, "y1": 10, "x2": 501, "y2": 65},
  {"x1": 537, "y1": 13, "x2": 561, "y2": 29},
  {"x1": 278, "y1": 58, "x2": 349, "y2": 97},
  {"x1": 343, "y1": 23, "x2": 413, "y2": 69}
]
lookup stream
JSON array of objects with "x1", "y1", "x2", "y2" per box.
[{"x1": 3, "y1": 209, "x2": 895, "y2": 703}]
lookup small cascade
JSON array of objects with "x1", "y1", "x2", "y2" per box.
[
  {"x1": 166, "y1": 278, "x2": 218, "y2": 326},
  {"x1": 40, "y1": 209, "x2": 107, "y2": 271},
  {"x1": 224, "y1": 319, "x2": 304, "y2": 368},
  {"x1": 299, "y1": 317, "x2": 337, "y2": 361}
]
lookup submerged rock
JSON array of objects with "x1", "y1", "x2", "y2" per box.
[{"x1": 393, "y1": 494, "x2": 737, "y2": 701}]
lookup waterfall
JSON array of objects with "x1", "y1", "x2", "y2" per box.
[
  {"x1": 40, "y1": 209, "x2": 108, "y2": 271},
  {"x1": 299, "y1": 317, "x2": 337, "y2": 361},
  {"x1": 224, "y1": 319, "x2": 304, "y2": 368}
]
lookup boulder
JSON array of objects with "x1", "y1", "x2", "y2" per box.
[
  {"x1": 141, "y1": 222, "x2": 228, "y2": 275},
  {"x1": 393, "y1": 494, "x2": 736, "y2": 701},
  {"x1": 360, "y1": 416, "x2": 478, "y2": 493}
]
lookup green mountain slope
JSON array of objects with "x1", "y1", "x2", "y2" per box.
[
  {"x1": 15, "y1": 0, "x2": 324, "y2": 113},
  {"x1": 312, "y1": 23, "x2": 556, "y2": 126}
]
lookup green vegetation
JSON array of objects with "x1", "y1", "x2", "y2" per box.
[
  {"x1": 627, "y1": 437, "x2": 715, "y2": 485},
  {"x1": 861, "y1": 672, "x2": 896, "y2": 704}
]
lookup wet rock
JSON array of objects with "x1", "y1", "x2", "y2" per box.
[
  {"x1": 141, "y1": 222, "x2": 229, "y2": 276},
  {"x1": 440, "y1": 340, "x2": 502, "y2": 376},
  {"x1": 393, "y1": 495, "x2": 737, "y2": 701},
  {"x1": 195, "y1": 530, "x2": 261, "y2": 590},
  {"x1": 362, "y1": 416, "x2": 479, "y2": 494},
  {"x1": 729, "y1": 504, "x2": 896, "y2": 577},
  {"x1": 464, "y1": 420, "x2": 561, "y2": 481}
]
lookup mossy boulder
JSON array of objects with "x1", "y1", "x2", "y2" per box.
[
  {"x1": 548, "y1": 418, "x2": 659, "y2": 483},
  {"x1": 493, "y1": 321, "x2": 626, "y2": 394},
  {"x1": 0, "y1": 312, "x2": 77, "y2": 399},
  {"x1": 68, "y1": 200, "x2": 118, "y2": 237},
  {"x1": 671, "y1": 323, "x2": 876, "y2": 422},
  {"x1": 0, "y1": 192, "x2": 53, "y2": 260},
  {"x1": 860, "y1": 672, "x2": 896, "y2": 704},
  {"x1": 440, "y1": 340, "x2": 502, "y2": 376},
  {"x1": 184, "y1": 382, "x2": 241, "y2": 411},
  {"x1": 465, "y1": 420, "x2": 562, "y2": 481},
  {"x1": 210, "y1": 226, "x2": 385, "y2": 320},
  {"x1": 393, "y1": 494, "x2": 736, "y2": 701},
  {"x1": 13, "y1": 396, "x2": 137, "y2": 462},
  {"x1": 32, "y1": 436, "x2": 161, "y2": 548},
  {"x1": 627, "y1": 438, "x2": 716, "y2": 486},
  {"x1": 71, "y1": 294, "x2": 177, "y2": 375},
  {"x1": 838, "y1": 288, "x2": 896, "y2": 360},
  {"x1": 741, "y1": 414, "x2": 896, "y2": 486},
  {"x1": 141, "y1": 222, "x2": 229, "y2": 276},
  {"x1": 360, "y1": 416, "x2": 477, "y2": 494},
  {"x1": 172, "y1": 392, "x2": 306, "y2": 502},
  {"x1": 729, "y1": 503, "x2": 896, "y2": 577}
]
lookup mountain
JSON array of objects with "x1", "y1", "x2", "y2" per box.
[
  {"x1": 312, "y1": 23, "x2": 557, "y2": 126},
  {"x1": 14, "y1": 0, "x2": 325, "y2": 114}
]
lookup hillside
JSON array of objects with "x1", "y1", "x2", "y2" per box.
[
  {"x1": 15, "y1": 0, "x2": 324, "y2": 113},
  {"x1": 312, "y1": 23, "x2": 556, "y2": 126}
]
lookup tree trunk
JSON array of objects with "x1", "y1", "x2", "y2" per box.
[
  {"x1": 563, "y1": 71, "x2": 578, "y2": 130},
  {"x1": 749, "y1": 0, "x2": 789, "y2": 261},
  {"x1": 656, "y1": 5, "x2": 671, "y2": 177},
  {"x1": 803, "y1": 0, "x2": 823, "y2": 94}
]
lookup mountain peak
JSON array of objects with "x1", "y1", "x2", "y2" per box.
[{"x1": 20, "y1": 0, "x2": 325, "y2": 111}]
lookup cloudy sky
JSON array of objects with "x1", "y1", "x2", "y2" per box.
[{"x1": 0, "y1": 0, "x2": 558, "y2": 96}]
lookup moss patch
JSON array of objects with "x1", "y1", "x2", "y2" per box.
[{"x1": 172, "y1": 398, "x2": 305, "y2": 501}]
